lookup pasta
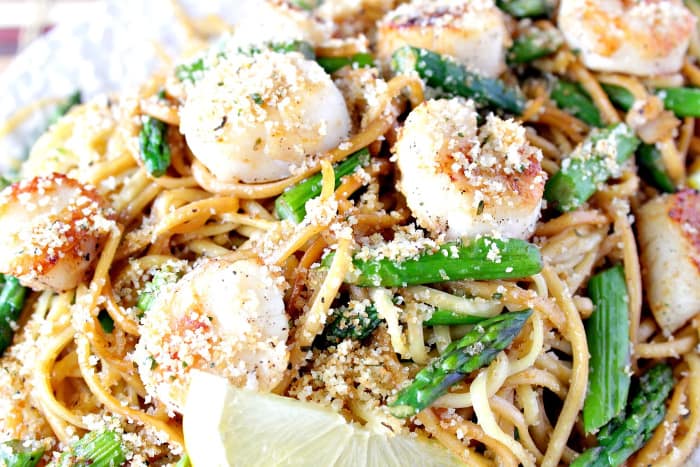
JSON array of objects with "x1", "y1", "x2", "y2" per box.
[{"x1": 0, "y1": 0, "x2": 699, "y2": 466}]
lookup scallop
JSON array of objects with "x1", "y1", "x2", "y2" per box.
[
  {"x1": 637, "y1": 189, "x2": 700, "y2": 334},
  {"x1": 394, "y1": 98, "x2": 546, "y2": 240},
  {"x1": 0, "y1": 173, "x2": 115, "y2": 291},
  {"x1": 180, "y1": 50, "x2": 352, "y2": 183},
  {"x1": 377, "y1": 0, "x2": 509, "y2": 77}
]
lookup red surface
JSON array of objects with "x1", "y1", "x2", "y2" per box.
[{"x1": 0, "y1": 25, "x2": 53, "y2": 55}]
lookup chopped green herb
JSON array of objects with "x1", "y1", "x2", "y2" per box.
[
  {"x1": 250, "y1": 93, "x2": 264, "y2": 105},
  {"x1": 175, "y1": 58, "x2": 206, "y2": 83},
  {"x1": 97, "y1": 310, "x2": 115, "y2": 334}
]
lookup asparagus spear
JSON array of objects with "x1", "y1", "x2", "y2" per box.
[
  {"x1": 583, "y1": 266, "x2": 631, "y2": 434},
  {"x1": 391, "y1": 46, "x2": 526, "y2": 114},
  {"x1": 318, "y1": 301, "x2": 382, "y2": 347},
  {"x1": 508, "y1": 28, "x2": 562, "y2": 64},
  {"x1": 601, "y1": 83, "x2": 634, "y2": 112},
  {"x1": 550, "y1": 79, "x2": 603, "y2": 127},
  {"x1": 337, "y1": 237, "x2": 542, "y2": 288},
  {"x1": 602, "y1": 83, "x2": 700, "y2": 118},
  {"x1": 496, "y1": 0, "x2": 551, "y2": 17},
  {"x1": 0, "y1": 440, "x2": 44, "y2": 467},
  {"x1": 275, "y1": 148, "x2": 370, "y2": 223},
  {"x1": 424, "y1": 309, "x2": 486, "y2": 326},
  {"x1": 544, "y1": 123, "x2": 640, "y2": 212},
  {"x1": 0, "y1": 276, "x2": 28, "y2": 356},
  {"x1": 320, "y1": 299, "x2": 493, "y2": 345},
  {"x1": 316, "y1": 53, "x2": 375, "y2": 74},
  {"x1": 390, "y1": 309, "x2": 533, "y2": 418},
  {"x1": 571, "y1": 364, "x2": 674, "y2": 467},
  {"x1": 636, "y1": 144, "x2": 676, "y2": 193},
  {"x1": 656, "y1": 87, "x2": 700, "y2": 117},
  {"x1": 139, "y1": 117, "x2": 172, "y2": 178},
  {"x1": 56, "y1": 430, "x2": 126, "y2": 467}
]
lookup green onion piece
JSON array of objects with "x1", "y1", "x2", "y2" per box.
[
  {"x1": 56, "y1": 430, "x2": 126, "y2": 467},
  {"x1": 583, "y1": 266, "x2": 631, "y2": 434},
  {"x1": 390, "y1": 310, "x2": 532, "y2": 418},
  {"x1": 572, "y1": 364, "x2": 674, "y2": 467},
  {"x1": 391, "y1": 46, "x2": 526, "y2": 114},
  {"x1": 424, "y1": 309, "x2": 487, "y2": 326},
  {"x1": 335, "y1": 237, "x2": 542, "y2": 287},
  {"x1": 138, "y1": 117, "x2": 172, "y2": 178},
  {"x1": 0, "y1": 276, "x2": 28, "y2": 356},
  {"x1": 601, "y1": 83, "x2": 635, "y2": 112},
  {"x1": 496, "y1": 0, "x2": 550, "y2": 17},
  {"x1": 0, "y1": 440, "x2": 44, "y2": 467},
  {"x1": 316, "y1": 53, "x2": 375, "y2": 74},
  {"x1": 544, "y1": 123, "x2": 640, "y2": 212},
  {"x1": 275, "y1": 148, "x2": 370, "y2": 223},
  {"x1": 636, "y1": 144, "x2": 676, "y2": 193},
  {"x1": 551, "y1": 79, "x2": 603, "y2": 127},
  {"x1": 657, "y1": 87, "x2": 700, "y2": 117},
  {"x1": 508, "y1": 28, "x2": 562, "y2": 64}
]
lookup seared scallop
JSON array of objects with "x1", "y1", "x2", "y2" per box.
[
  {"x1": 637, "y1": 189, "x2": 700, "y2": 334},
  {"x1": 135, "y1": 257, "x2": 289, "y2": 412},
  {"x1": 394, "y1": 98, "x2": 546, "y2": 240},
  {"x1": 227, "y1": 0, "x2": 331, "y2": 46},
  {"x1": 377, "y1": 0, "x2": 509, "y2": 77},
  {"x1": 0, "y1": 173, "x2": 115, "y2": 291},
  {"x1": 180, "y1": 50, "x2": 352, "y2": 183},
  {"x1": 558, "y1": 0, "x2": 696, "y2": 76}
]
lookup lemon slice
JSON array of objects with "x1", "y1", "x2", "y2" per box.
[{"x1": 183, "y1": 371, "x2": 465, "y2": 467}]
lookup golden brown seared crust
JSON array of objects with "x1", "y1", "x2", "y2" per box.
[
  {"x1": 395, "y1": 98, "x2": 545, "y2": 240},
  {"x1": 439, "y1": 142, "x2": 545, "y2": 209},
  {"x1": 558, "y1": 0, "x2": 696, "y2": 75},
  {"x1": 376, "y1": 0, "x2": 508, "y2": 77},
  {"x1": 578, "y1": 0, "x2": 694, "y2": 58},
  {"x1": 0, "y1": 173, "x2": 116, "y2": 291}
]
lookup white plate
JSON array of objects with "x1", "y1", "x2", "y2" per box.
[
  {"x1": 1, "y1": 1, "x2": 699, "y2": 465},
  {"x1": 0, "y1": 0, "x2": 240, "y2": 172}
]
